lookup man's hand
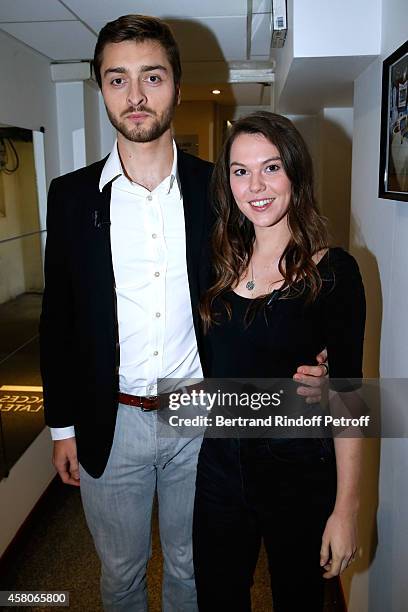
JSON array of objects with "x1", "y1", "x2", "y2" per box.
[
  {"x1": 293, "y1": 348, "x2": 328, "y2": 403},
  {"x1": 53, "y1": 438, "x2": 80, "y2": 487}
]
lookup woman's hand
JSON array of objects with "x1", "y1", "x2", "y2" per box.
[
  {"x1": 293, "y1": 348, "x2": 328, "y2": 403},
  {"x1": 320, "y1": 511, "x2": 357, "y2": 578}
]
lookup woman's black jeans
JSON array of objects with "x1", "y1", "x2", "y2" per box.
[{"x1": 193, "y1": 437, "x2": 337, "y2": 612}]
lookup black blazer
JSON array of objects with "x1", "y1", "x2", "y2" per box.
[{"x1": 39, "y1": 150, "x2": 214, "y2": 477}]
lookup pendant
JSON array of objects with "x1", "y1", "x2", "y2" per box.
[{"x1": 246, "y1": 280, "x2": 255, "y2": 291}]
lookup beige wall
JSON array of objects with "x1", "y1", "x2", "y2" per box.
[
  {"x1": 0, "y1": 139, "x2": 42, "y2": 304},
  {"x1": 0, "y1": 172, "x2": 5, "y2": 217},
  {"x1": 318, "y1": 108, "x2": 353, "y2": 249},
  {"x1": 173, "y1": 101, "x2": 215, "y2": 161}
]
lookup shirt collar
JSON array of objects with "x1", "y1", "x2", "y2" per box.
[{"x1": 99, "y1": 139, "x2": 179, "y2": 195}]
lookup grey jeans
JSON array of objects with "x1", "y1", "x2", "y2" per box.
[{"x1": 79, "y1": 404, "x2": 202, "y2": 612}]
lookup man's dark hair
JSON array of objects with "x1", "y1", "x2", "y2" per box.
[{"x1": 93, "y1": 14, "x2": 182, "y2": 89}]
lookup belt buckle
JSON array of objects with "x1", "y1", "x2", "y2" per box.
[{"x1": 140, "y1": 395, "x2": 159, "y2": 411}]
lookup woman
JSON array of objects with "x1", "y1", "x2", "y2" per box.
[{"x1": 193, "y1": 112, "x2": 365, "y2": 612}]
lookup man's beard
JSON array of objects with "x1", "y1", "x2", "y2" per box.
[{"x1": 106, "y1": 96, "x2": 176, "y2": 143}]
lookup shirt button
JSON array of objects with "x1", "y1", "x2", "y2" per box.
[
  {"x1": 155, "y1": 312, "x2": 161, "y2": 318},
  {"x1": 153, "y1": 351, "x2": 159, "y2": 356},
  {"x1": 152, "y1": 233, "x2": 157, "y2": 239},
  {"x1": 147, "y1": 195, "x2": 153, "y2": 201},
  {"x1": 154, "y1": 271, "x2": 160, "y2": 277}
]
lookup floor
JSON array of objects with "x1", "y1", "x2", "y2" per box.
[
  {"x1": 0, "y1": 475, "x2": 347, "y2": 611},
  {"x1": 0, "y1": 477, "x2": 277, "y2": 611}
]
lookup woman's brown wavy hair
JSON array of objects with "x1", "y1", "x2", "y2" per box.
[{"x1": 200, "y1": 111, "x2": 329, "y2": 332}]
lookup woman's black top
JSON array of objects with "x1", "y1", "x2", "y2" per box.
[{"x1": 207, "y1": 248, "x2": 366, "y2": 381}]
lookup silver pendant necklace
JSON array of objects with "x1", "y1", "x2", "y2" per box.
[{"x1": 246, "y1": 261, "x2": 255, "y2": 291}]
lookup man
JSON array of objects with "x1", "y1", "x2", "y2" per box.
[{"x1": 40, "y1": 14, "x2": 327, "y2": 612}]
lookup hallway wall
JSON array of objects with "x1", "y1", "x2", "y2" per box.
[
  {"x1": 0, "y1": 30, "x2": 58, "y2": 556},
  {"x1": 0, "y1": 140, "x2": 43, "y2": 303},
  {"x1": 173, "y1": 101, "x2": 215, "y2": 161},
  {"x1": 318, "y1": 108, "x2": 353, "y2": 249},
  {"x1": 349, "y1": 1, "x2": 408, "y2": 610},
  {"x1": 0, "y1": 31, "x2": 60, "y2": 186}
]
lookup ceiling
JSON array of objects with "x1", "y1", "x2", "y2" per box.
[
  {"x1": 0, "y1": 0, "x2": 275, "y2": 106},
  {"x1": 277, "y1": 55, "x2": 378, "y2": 114},
  {"x1": 181, "y1": 83, "x2": 272, "y2": 106}
]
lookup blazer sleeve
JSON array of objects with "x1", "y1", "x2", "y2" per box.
[{"x1": 39, "y1": 178, "x2": 76, "y2": 427}]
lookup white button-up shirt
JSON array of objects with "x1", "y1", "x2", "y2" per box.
[{"x1": 51, "y1": 140, "x2": 203, "y2": 440}]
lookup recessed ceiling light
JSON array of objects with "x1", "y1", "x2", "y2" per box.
[{"x1": 212, "y1": 89, "x2": 221, "y2": 95}]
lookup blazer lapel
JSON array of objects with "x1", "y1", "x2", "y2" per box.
[
  {"x1": 75, "y1": 166, "x2": 117, "y2": 347},
  {"x1": 177, "y1": 150, "x2": 213, "y2": 366},
  {"x1": 177, "y1": 150, "x2": 207, "y2": 305},
  {"x1": 81, "y1": 167, "x2": 114, "y2": 287}
]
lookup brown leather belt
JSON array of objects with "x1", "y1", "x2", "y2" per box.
[
  {"x1": 118, "y1": 392, "x2": 161, "y2": 411},
  {"x1": 118, "y1": 383, "x2": 204, "y2": 412}
]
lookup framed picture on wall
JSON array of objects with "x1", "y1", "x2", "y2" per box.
[{"x1": 379, "y1": 39, "x2": 408, "y2": 201}]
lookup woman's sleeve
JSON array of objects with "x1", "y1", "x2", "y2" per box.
[{"x1": 321, "y1": 250, "x2": 366, "y2": 389}]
